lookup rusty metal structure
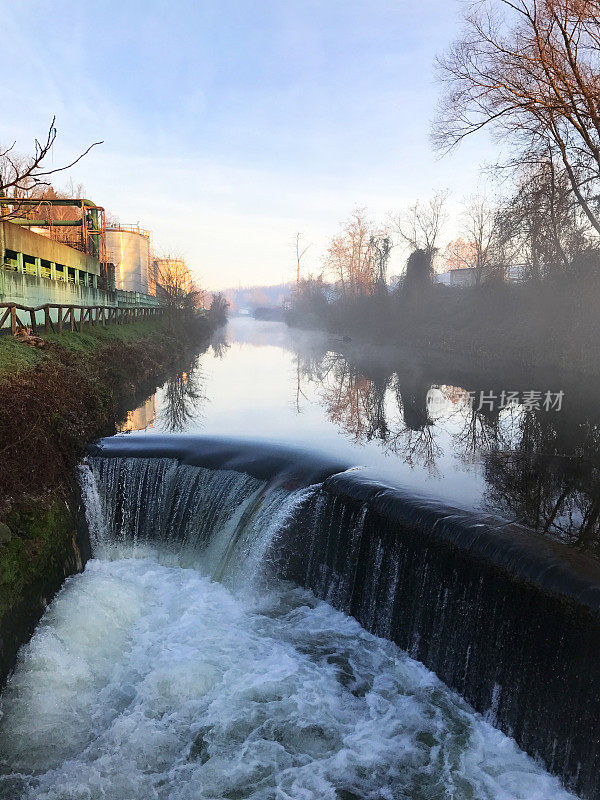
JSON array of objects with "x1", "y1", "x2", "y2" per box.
[{"x1": 0, "y1": 197, "x2": 109, "y2": 286}]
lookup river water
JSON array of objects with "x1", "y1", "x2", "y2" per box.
[
  {"x1": 0, "y1": 318, "x2": 587, "y2": 799},
  {"x1": 121, "y1": 317, "x2": 600, "y2": 554}
]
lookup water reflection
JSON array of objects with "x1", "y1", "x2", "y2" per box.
[
  {"x1": 118, "y1": 319, "x2": 600, "y2": 554},
  {"x1": 210, "y1": 327, "x2": 231, "y2": 360},
  {"x1": 161, "y1": 368, "x2": 207, "y2": 432},
  {"x1": 293, "y1": 342, "x2": 600, "y2": 550},
  {"x1": 116, "y1": 395, "x2": 157, "y2": 433},
  {"x1": 117, "y1": 372, "x2": 204, "y2": 435}
]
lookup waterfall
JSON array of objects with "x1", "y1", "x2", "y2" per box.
[
  {"x1": 81, "y1": 455, "x2": 317, "y2": 589},
  {"x1": 78, "y1": 435, "x2": 600, "y2": 800}
]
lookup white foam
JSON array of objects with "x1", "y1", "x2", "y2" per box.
[{"x1": 0, "y1": 554, "x2": 577, "y2": 800}]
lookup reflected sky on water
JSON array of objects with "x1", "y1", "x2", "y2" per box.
[{"x1": 118, "y1": 317, "x2": 600, "y2": 554}]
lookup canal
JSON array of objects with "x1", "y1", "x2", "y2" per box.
[{"x1": 0, "y1": 318, "x2": 591, "y2": 800}]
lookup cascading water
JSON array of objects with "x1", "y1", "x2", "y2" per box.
[
  {"x1": 0, "y1": 439, "x2": 588, "y2": 800},
  {"x1": 80, "y1": 455, "x2": 317, "y2": 588}
]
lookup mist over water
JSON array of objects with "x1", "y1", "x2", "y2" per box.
[{"x1": 129, "y1": 318, "x2": 600, "y2": 554}]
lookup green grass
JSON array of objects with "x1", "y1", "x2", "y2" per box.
[
  {"x1": 42, "y1": 318, "x2": 168, "y2": 353},
  {"x1": 0, "y1": 319, "x2": 168, "y2": 378},
  {"x1": 0, "y1": 336, "x2": 46, "y2": 378}
]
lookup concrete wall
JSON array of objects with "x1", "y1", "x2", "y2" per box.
[
  {"x1": 0, "y1": 270, "x2": 160, "y2": 326},
  {"x1": 450, "y1": 267, "x2": 476, "y2": 286},
  {"x1": 1, "y1": 220, "x2": 101, "y2": 276},
  {"x1": 1, "y1": 270, "x2": 113, "y2": 308}
]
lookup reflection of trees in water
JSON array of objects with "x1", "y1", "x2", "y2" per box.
[
  {"x1": 210, "y1": 330, "x2": 231, "y2": 359},
  {"x1": 386, "y1": 375, "x2": 441, "y2": 472},
  {"x1": 483, "y1": 411, "x2": 600, "y2": 549},
  {"x1": 295, "y1": 346, "x2": 600, "y2": 549},
  {"x1": 454, "y1": 403, "x2": 502, "y2": 460},
  {"x1": 297, "y1": 350, "x2": 441, "y2": 471},
  {"x1": 316, "y1": 354, "x2": 391, "y2": 443},
  {"x1": 384, "y1": 422, "x2": 442, "y2": 472},
  {"x1": 161, "y1": 367, "x2": 206, "y2": 432}
]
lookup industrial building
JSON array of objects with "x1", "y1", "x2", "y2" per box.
[
  {"x1": 0, "y1": 195, "x2": 198, "y2": 324},
  {"x1": 0, "y1": 197, "x2": 161, "y2": 318}
]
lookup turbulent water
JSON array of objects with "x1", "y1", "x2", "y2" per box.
[{"x1": 0, "y1": 458, "x2": 578, "y2": 800}]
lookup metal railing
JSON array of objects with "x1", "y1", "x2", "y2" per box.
[{"x1": 0, "y1": 302, "x2": 164, "y2": 336}]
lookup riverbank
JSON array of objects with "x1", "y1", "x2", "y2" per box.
[
  {"x1": 0, "y1": 313, "x2": 219, "y2": 684},
  {"x1": 286, "y1": 275, "x2": 600, "y2": 377}
]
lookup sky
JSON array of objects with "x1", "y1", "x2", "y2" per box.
[{"x1": 1, "y1": 0, "x2": 497, "y2": 289}]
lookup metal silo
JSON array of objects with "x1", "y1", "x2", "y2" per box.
[{"x1": 106, "y1": 227, "x2": 152, "y2": 295}]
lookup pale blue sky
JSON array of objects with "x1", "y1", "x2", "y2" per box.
[{"x1": 1, "y1": 0, "x2": 496, "y2": 288}]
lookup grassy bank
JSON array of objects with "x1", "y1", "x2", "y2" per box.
[
  {"x1": 0, "y1": 317, "x2": 214, "y2": 498},
  {"x1": 0, "y1": 313, "x2": 218, "y2": 683}
]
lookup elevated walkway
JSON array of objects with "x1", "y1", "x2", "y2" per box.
[{"x1": 0, "y1": 220, "x2": 160, "y2": 320}]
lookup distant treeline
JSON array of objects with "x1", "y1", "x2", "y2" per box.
[
  {"x1": 221, "y1": 283, "x2": 292, "y2": 314},
  {"x1": 286, "y1": 267, "x2": 600, "y2": 376}
]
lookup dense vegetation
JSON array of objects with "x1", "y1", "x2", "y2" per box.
[{"x1": 287, "y1": 273, "x2": 600, "y2": 375}]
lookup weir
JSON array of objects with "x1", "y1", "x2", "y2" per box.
[{"x1": 84, "y1": 434, "x2": 600, "y2": 800}]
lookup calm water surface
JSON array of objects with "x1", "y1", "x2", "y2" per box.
[{"x1": 122, "y1": 316, "x2": 600, "y2": 554}]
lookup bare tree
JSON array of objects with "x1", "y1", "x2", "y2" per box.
[
  {"x1": 461, "y1": 193, "x2": 499, "y2": 283},
  {"x1": 295, "y1": 232, "x2": 311, "y2": 286},
  {"x1": 0, "y1": 117, "x2": 102, "y2": 219},
  {"x1": 496, "y1": 149, "x2": 591, "y2": 278},
  {"x1": 368, "y1": 234, "x2": 393, "y2": 292},
  {"x1": 209, "y1": 292, "x2": 229, "y2": 326},
  {"x1": 434, "y1": 0, "x2": 600, "y2": 235},
  {"x1": 324, "y1": 209, "x2": 378, "y2": 298},
  {"x1": 445, "y1": 237, "x2": 477, "y2": 271},
  {"x1": 156, "y1": 257, "x2": 198, "y2": 329},
  {"x1": 391, "y1": 190, "x2": 448, "y2": 268}
]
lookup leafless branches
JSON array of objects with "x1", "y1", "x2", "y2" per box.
[
  {"x1": 462, "y1": 193, "x2": 499, "y2": 283},
  {"x1": 391, "y1": 190, "x2": 449, "y2": 262},
  {"x1": 295, "y1": 232, "x2": 311, "y2": 285},
  {"x1": 324, "y1": 209, "x2": 387, "y2": 298},
  {"x1": 0, "y1": 117, "x2": 102, "y2": 219},
  {"x1": 495, "y1": 148, "x2": 591, "y2": 277},
  {"x1": 434, "y1": 0, "x2": 600, "y2": 233}
]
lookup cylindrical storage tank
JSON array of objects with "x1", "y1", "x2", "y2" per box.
[{"x1": 106, "y1": 228, "x2": 151, "y2": 295}]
